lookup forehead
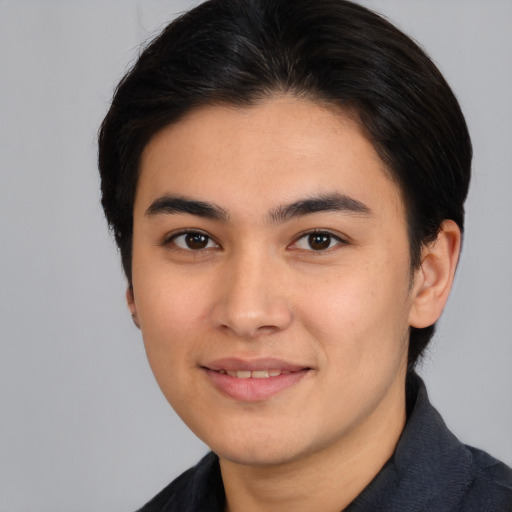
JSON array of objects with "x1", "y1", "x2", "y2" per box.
[{"x1": 136, "y1": 96, "x2": 404, "y2": 221}]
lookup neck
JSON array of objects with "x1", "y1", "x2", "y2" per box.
[{"x1": 220, "y1": 374, "x2": 407, "y2": 512}]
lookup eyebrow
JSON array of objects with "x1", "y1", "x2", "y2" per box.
[
  {"x1": 145, "y1": 195, "x2": 229, "y2": 222},
  {"x1": 269, "y1": 193, "x2": 372, "y2": 224},
  {"x1": 145, "y1": 192, "x2": 372, "y2": 224}
]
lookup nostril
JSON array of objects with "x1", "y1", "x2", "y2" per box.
[{"x1": 218, "y1": 322, "x2": 279, "y2": 338}]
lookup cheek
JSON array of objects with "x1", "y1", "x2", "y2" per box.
[
  {"x1": 133, "y1": 268, "x2": 213, "y2": 363},
  {"x1": 298, "y1": 257, "x2": 411, "y2": 363},
  {"x1": 132, "y1": 271, "x2": 214, "y2": 412}
]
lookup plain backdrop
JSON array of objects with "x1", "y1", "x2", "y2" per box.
[{"x1": 0, "y1": 1, "x2": 511, "y2": 510}]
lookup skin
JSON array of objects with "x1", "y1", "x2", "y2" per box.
[{"x1": 128, "y1": 96, "x2": 461, "y2": 512}]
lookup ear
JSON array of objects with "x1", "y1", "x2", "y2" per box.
[
  {"x1": 408, "y1": 220, "x2": 462, "y2": 328},
  {"x1": 126, "y1": 286, "x2": 140, "y2": 329}
]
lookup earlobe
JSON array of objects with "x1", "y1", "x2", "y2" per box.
[
  {"x1": 408, "y1": 220, "x2": 461, "y2": 329},
  {"x1": 126, "y1": 286, "x2": 141, "y2": 329}
]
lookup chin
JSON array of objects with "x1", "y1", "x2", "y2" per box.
[
  {"x1": 215, "y1": 444, "x2": 298, "y2": 468},
  {"x1": 207, "y1": 427, "x2": 321, "y2": 468}
]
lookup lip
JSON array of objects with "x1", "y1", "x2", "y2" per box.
[
  {"x1": 204, "y1": 357, "x2": 307, "y2": 373},
  {"x1": 202, "y1": 357, "x2": 311, "y2": 402}
]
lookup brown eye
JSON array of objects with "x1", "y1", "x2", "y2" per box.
[
  {"x1": 185, "y1": 233, "x2": 209, "y2": 249},
  {"x1": 292, "y1": 231, "x2": 345, "y2": 252},
  {"x1": 171, "y1": 231, "x2": 218, "y2": 250},
  {"x1": 308, "y1": 233, "x2": 332, "y2": 251}
]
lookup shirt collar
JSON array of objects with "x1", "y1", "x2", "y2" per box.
[{"x1": 345, "y1": 372, "x2": 473, "y2": 511}]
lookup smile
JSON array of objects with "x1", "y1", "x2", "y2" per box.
[
  {"x1": 202, "y1": 359, "x2": 311, "y2": 401},
  {"x1": 216, "y1": 369, "x2": 292, "y2": 378}
]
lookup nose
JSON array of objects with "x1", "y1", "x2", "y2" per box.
[{"x1": 211, "y1": 249, "x2": 293, "y2": 339}]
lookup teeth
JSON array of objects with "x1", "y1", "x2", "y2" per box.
[
  {"x1": 252, "y1": 370, "x2": 269, "y2": 379},
  {"x1": 221, "y1": 369, "x2": 286, "y2": 378},
  {"x1": 227, "y1": 370, "x2": 251, "y2": 378}
]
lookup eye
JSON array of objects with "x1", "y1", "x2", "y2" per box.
[
  {"x1": 292, "y1": 231, "x2": 345, "y2": 251},
  {"x1": 170, "y1": 231, "x2": 219, "y2": 251}
]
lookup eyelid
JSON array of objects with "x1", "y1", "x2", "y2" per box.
[
  {"x1": 289, "y1": 229, "x2": 348, "y2": 251},
  {"x1": 162, "y1": 229, "x2": 221, "y2": 249}
]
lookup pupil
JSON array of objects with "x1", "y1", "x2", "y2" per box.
[
  {"x1": 308, "y1": 233, "x2": 330, "y2": 250},
  {"x1": 185, "y1": 233, "x2": 208, "y2": 249}
]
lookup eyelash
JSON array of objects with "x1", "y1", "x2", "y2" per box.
[
  {"x1": 290, "y1": 230, "x2": 348, "y2": 252},
  {"x1": 163, "y1": 228, "x2": 347, "y2": 254},
  {"x1": 164, "y1": 230, "x2": 221, "y2": 251}
]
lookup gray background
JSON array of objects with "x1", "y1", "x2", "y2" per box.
[{"x1": 0, "y1": 1, "x2": 510, "y2": 510}]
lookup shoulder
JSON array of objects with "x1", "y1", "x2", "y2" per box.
[
  {"x1": 347, "y1": 374, "x2": 512, "y2": 511},
  {"x1": 458, "y1": 445, "x2": 512, "y2": 511},
  {"x1": 135, "y1": 452, "x2": 224, "y2": 512}
]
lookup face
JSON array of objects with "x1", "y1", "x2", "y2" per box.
[{"x1": 130, "y1": 97, "x2": 418, "y2": 467}]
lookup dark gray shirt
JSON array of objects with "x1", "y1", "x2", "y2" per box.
[{"x1": 137, "y1": 374, "x2": 512, "y2": 511}]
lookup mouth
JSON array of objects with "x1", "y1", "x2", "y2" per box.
[
  {"x1": 215, "y1": 369, "x2": 293, "y2": 378},
  {"x1": 201, "y1": 358, "x2": 312, "y2": 401}
]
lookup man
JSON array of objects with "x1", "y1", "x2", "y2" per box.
[{"x1": 98, "y1": 0, "x2": 512, "y2": 510}]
